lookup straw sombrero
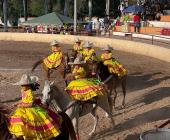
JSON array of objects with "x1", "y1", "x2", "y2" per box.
[
  {"x1": 68, "y1": 58, "x2": 86, "y2": 65},
  {"x1": 102, "y1": 45, "x2": 113, "y2": 51},
  {"x1": 84, "y1": 41, "x2": 93, "y2": 48},
  {"x1": 50, "y1": 40, "x2": 59, "y2": 46},
  {"x1": 13, "y1": 74, "x2": 39, "y2": 86},
  {"x1": 75, "y1": 38, "x2": 81, "y2": 43}
]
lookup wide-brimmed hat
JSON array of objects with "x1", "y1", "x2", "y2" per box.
[
  {"x1": 68, "y1": 58, "x2": 86, "y2": 65},
  {"x1": 50, "y1": 40, "x2": 59, "y2": 46},
  {"x1": 102, "y1": 45, "x2": 113, "y2": 51},
  {"x1": 84, "y1": 42, "x2": 93, "y2": 48},
  {"x1": 13, "y1": 74, "x2": 39, "y2": 86},
  {"x1": 75, "y1": 38, "x2": 81, "y2": 43}
]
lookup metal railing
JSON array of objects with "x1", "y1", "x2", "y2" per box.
[{"x1": 0, "y1": 27, "x2": 170, "y2": 48}]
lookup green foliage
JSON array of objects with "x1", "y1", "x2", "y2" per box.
[
  {"x1": 29, "y1": 0, "x2": 44, "y2": 16},
  {"x1": 1, "y1": 0, "x2": 125, "y2": 26}
]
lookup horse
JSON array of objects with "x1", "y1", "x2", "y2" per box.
[
  {"x1": 0, "y1": 104, "x2": 14, "y2": 140},
  {"x1": 31, "y1": 52, "x2": 70, "y2": 81},
  {"x1": 90, "y1": 61, "x2": 127, "y2": 111},
  {"x1": 41, "y1": 80, "x2": 115, "y2": 139},
  {"x1": 0, "y1": 103, "x2": 76, "y2": 140}
]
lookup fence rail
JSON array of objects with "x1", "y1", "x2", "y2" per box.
[{"x1": 0, "y1": 27, "x2": 169, "y2": 48}]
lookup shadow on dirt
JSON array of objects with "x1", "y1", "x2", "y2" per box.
[{"x1": 91, "y1": 105, "x2": 170, "y2": 140}]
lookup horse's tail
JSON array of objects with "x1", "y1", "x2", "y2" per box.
[
  {"x1": 60, "y1": 112, "x2": 77, "y2": 140},
  {"x1": 32, "y1": 59, "x2": 43, "y2": 72}
]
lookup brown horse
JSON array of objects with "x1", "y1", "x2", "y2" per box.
[
  {"x1": 91, "y1": 61, "x2": 127, "y2": 111},
  {"x1": 31, "y1": 52, "x2": 70, "y2": 81},
  {"x1": 0, "y1": 103, "x2": 77, "y2": 140},
  {"x1": 0, "y1": 104, "x2": 15, "y2": 140}
]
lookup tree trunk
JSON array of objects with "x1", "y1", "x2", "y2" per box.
[
  {"x1": 48, "y1": 0, "x2": 53, "y2": 12},
  {"x1": 64, "y1": 0, "x2": 68, "y2": 16},
  {"x1": 3, "y1": 0, "x2": 8, "y2": 32},
  {"x1": 44, "y1": 0, "x2": 48, "y2": 14},
  {"x1": 23, "y1": 0, "x2": 28, "y2": 21},
  {"x1": 88, "y1": 0, "x2": 92, "y2": 19}
]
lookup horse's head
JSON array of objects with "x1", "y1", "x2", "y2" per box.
[
  {"x1": 42, "y1": 80, "x2": 55, "y2": 106},
  {"x1": 42, "y1": 80, "x2": 72, "y2": 112}
]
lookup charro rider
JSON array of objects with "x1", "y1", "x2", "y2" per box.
[
  {"x1": 101, "y1": 45, "x2": 127, "y2": 78},
  {"x1": 72, "y1": 38, "x2": 84, "y2": 53},
  {"x1": 43, "y1": 40, "x2": 63, "y2": 69},
  {"x1": 65, "y1": 58, "x2": 104, "y2": 101},
  {"x1": 9, "y1": 74, "x2": 62, "y2": 139},
  {"x1": 82, "y1": 42, "x2": 98, "y2": 62}
]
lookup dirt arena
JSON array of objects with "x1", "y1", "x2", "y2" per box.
[{"x1": 0, "y1": 41, "x2": 169, "y2": 140}]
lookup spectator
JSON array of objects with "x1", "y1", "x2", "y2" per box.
[
  {"x1": 133, "y1": 13, "x2": 141, "y2": 33},
  {"x1": 155, "y1": 11, "x2": 163, "y2": 21},
  {"x1": 123, "y1": 13, "x2": 130, "y2": 32},
  {"x1": 86, "y1": 21, "x2": 93, "y2": 33},
  {"x1": 104, "y1": 15, "x2": 110, "y2": 30},
  {"x1": 95, "y1": 17, "x2": 101, "y2": 36}
]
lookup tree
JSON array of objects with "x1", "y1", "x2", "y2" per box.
[{"x1": 3, "y1": 0, "x2": 8, "y2": 31}]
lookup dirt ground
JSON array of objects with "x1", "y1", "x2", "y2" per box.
[{"x1": 0, "y1": 41, "x2": 169, "y2": 140}]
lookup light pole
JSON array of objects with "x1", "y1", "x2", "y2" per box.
[
  {"x1": 88, "y1": 0, "x2": 92, "y2": 20},
  {"x1": 106, "y1": 0, "x2": 110, "y2": 15},
  {"x1": 3, "y1": 0, "x2": 8, "y2": 32},
  {"x1": 74, "y1": 0, "x2": 77, "y2": 34}
]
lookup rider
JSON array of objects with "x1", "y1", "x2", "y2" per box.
[
  {"x1": 82, "y1": 42, "x2": 98, "y2": 62},
  {"x1": 101, "y1": 45, "x2": 127, "y2": 78},
  {"x1": 72, "y1": 38, "x2": 84, "y2": 53},
  {"x1": 43, "y1": 40, "x2": 63, "y2": 69},
  {"x1": 65, "y1": 58, "x2": 104, "y2": 101},
  {"x1": 9, "y1": 74, "x2": 62, "y2": 139}
]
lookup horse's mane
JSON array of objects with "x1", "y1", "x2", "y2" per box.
[{"x1": 98, "y1": 61, "x2": 111, "y2": 81}]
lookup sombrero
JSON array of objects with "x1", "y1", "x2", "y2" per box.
[
  {"x1": 84, "y1": 41, "x2": 93, "y2": 48},
  {"x1": 13, "y1": 74, "x2": 39, "y2": 86},
  {"x1": 102, "y1": 45, "x2": 113, "y2": 51},
  {"x1": 50, "y1": 40, "x2": 59, "y2": 46},
  {"x1": 68, "y1": 58, "x2": 86, "y2": 65},
  {"x1": 75, "y1": 38, "x2": 81, "y2": 43}
]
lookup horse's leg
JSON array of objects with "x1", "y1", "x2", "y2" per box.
[
  {"x1": 89, "y1": 104, "x2": 98, "y2": 136},
  {"x1": 121, "y1": 76, "x2": 127, "y2": 108},
  {"x1": 72, "y1": 117, "x2": 79, "y2": 140},
  {"x1": 113, "y1": 88, "x2": 118, "y2": 108}
]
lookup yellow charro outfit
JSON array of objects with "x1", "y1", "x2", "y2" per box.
[
  {"x1": 66, "y1": 66, "x2": 104, "y2": 101},
  {"x1": 82, "y1": 48, "x2": 98, "y2": 61},
  {"x1": 73, "y1": 42, "x2": 83, "y2": 53},
  {"x1": 43, "y1": 47, "x2": 63, "y2": 69},
  {"x1": 101, "y1": 52, "x2": 127, "y2": 77},
  {"x1": 9, "y1": 89, "x2": 62, "y2": 140}
]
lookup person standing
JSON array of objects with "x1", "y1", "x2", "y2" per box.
[
  {"x1": 133, "y1": 13, "x2": 141, "y2": 33},
  {"x1": 95, "y1": 17, "x2": 101, "y2": 36}
]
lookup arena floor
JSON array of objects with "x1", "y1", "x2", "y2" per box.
[{"x1": 0, "y1": 41, "x2": 169, "y2": 140}]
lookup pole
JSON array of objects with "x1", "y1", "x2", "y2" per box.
[
  {"x1": 74, "y1": 0, "x2": 77, "y2": 34},
  {"x1": 23, "y1": 0, "x2": 28, "y2": 21},
  {"x1": 106, "y1": 0, "x2": 110, "y2": 15},
  {"x1": 3, "y1": 0, "x2": 8, "y2": 32},
  {"x1": 88, "y1": 0, "x2": 92, "y2": 20}
]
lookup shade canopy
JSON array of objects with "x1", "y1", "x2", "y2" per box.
[
  {"x1": 123, "y1": 5, "x2": 145, "y2": 13},
  {"x1": 20, "y1": 12, "x2": 80, "y2": 26}
]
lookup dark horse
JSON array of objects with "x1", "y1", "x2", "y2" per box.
[
  {"x1": 0, "y1": 103, "x2": 77, "y2": 140},
  {"x1": 91, "y1": 61, "x2": 127, "y2": 110},
  {"x1": 31, "y1": 52, "x2": 70, "y2": 81}
]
